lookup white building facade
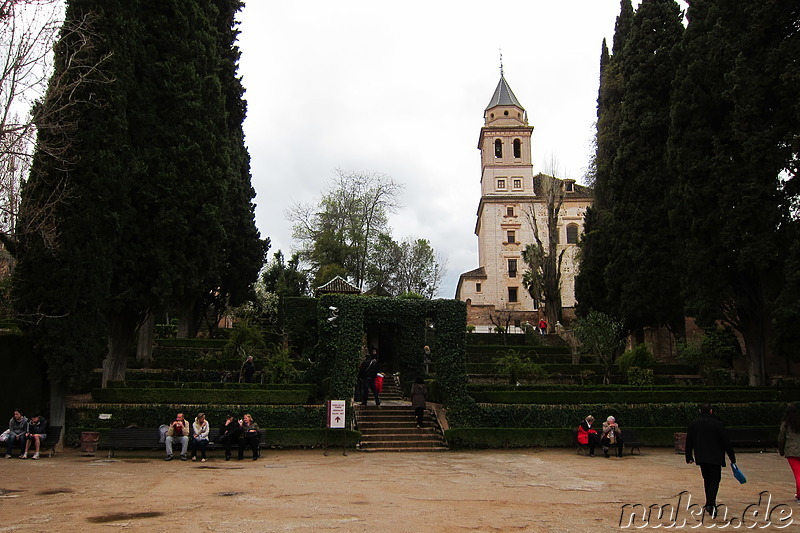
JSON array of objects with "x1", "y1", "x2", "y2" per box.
[{"x1": 455, "y1": 76, "x2": 592, "y2": 328}]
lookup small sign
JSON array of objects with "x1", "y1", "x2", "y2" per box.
[
  {"x1": 327, "y1": 400, "x2": 346, "y2": 429},
  {"x1": 98, "y1": 414, "x2": 112, "y2": 420}
]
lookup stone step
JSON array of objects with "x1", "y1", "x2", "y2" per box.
[
  {"x1": 359, "y1": 446, "x2": 449, "y2": 452},
  {"x1": 361, "y1": 433, "x2": 443, "y2": 442}
]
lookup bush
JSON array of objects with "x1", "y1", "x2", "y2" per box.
[
  {"x1": 91, "y1": 388, "x2": 315, "y2": 404},
  {"x1": 617, "y1": 344, "x2": 656, "y2": 376},
  {"x1": 677, "y1": 327, "x2": 739, "y2": 385},
  {"x1": 494, "y1": 349, "x2": 548, "y2": 384},
  {"x1": 626, "y1": 367, "x2": 655, "y2": 386}
]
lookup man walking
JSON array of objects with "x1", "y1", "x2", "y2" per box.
[{"x1": 685, "y1": 404, "x2": 736, "y2": 518}]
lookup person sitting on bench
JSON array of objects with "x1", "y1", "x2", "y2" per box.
[
  {"x1": 238, "y1": 414, "x2": 260, "y2": 461},
  {"x1": 217, "y1": 415, "x2": 242, "y2": 461},
  {"x1": 21, "y1": 414, "x2": 48, "y2": 460},
  {"x1": 165, "y1": 412, "x2": 190, "y2": 461}
]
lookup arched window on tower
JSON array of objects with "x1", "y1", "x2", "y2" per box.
[
  {"x1": 513, "y1": 139, "x2": 521, "y2": 159},
  {"x1": 566, "y1": 224, "x2": 579, "y2": 244},
  {"x1": 494, "y1": 139, "x2": 503, "y2": 158}
]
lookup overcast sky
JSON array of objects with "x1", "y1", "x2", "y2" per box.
[{"x1": 236, "y1": 0, "x2": 685, "y2": 298}]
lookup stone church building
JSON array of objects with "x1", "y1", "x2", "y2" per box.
[{"x1": 455, "y1": 75, "x2": 593, "y2": 330}]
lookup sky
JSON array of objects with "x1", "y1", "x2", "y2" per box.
[{"x1": 235, "y1": 0, "x2": 685, "y2": 298}]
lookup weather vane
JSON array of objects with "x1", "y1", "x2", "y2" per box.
[{"x1": 499, "y1": 48, "x2": 504, "y2": 77}]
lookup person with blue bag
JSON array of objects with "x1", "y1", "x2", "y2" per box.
[{"x1": 685, "y1": 403, "x2": 737, "y2": 519}]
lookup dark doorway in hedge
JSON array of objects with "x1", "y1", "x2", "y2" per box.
[{"x1": 366, "y1": 323, "x2": 399, "y2": 373}]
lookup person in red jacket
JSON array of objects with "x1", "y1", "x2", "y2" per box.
[{"x1": 577, "y1": 415, "x2": 601, "y2": 456}]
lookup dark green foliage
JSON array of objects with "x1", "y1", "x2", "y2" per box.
[
  {"x1": 616, "y1": 343, "x2": 656, "y2": 375},
  {"x1": 603, "y1": 0, "x2": 685, "y2": 335},
  {"x1": 66, "y1": 404, "x2": 327, "y2": 433},
  {"x1": 262, "y1": 251, "x2": 310, "y2": 298},
  {"x1": 462, "y1": 402, "x2": 786, "y2": 429},
  {"x1": 494, "y1": 349, "x2": 548, "y2": 384},
  {"x1": 13, "y1": 0, "x2": 263, "y2": 389},
  {"x1": 466, "y1": 389, "x2": 791, "y2": 405},
  {"x1": 90, "y1": 388, "x2": 312, "y2": 404},
  {"x1": 668, "y1": 0, "x2": 799, "y2": 384},
  {"x1": 676, "y1": 327, "x2": 740, "y2": 385}
]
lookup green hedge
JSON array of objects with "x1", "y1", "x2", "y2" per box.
[
  {"x1": 91, "y1": 388, "x2": 315, "y2": 404},
  {"x1": 444, "y1": 426, "x2": 776, "y2": 448},
  {"x1": 67, "y1": 404, "x2": 327, "y2": 433},
  {"x1": 64, "y1": 427, "x2": 359, "y2": 448},
  {"x1": 155, "y1": 338, "x2": 228, "y2": 348},
  {"x1": 458, "y1": 402, "x2": 787, "y2": 429},
  {"x1": 468, "y1": 389, "x2": 800, "y2": 404},
  {"x1": 466, "y1": 384, "x2": 777, "y2": 392},
  {"x1": 466, "y1": 363, "x2": 697, "y2": 376},
  {"x1": 106, "y1": 380, "x2": 315, "y2": 392}
]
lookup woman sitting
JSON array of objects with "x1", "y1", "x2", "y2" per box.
[
  {"x1": 238, "y1": 414, "x2": 260, "y2": 461},
  {"x1": 577, "y1": 415, "x2": 601, "y2": 456},
  {"x1": 190, "y1": 413, "x2": 210, "y2": 462}
]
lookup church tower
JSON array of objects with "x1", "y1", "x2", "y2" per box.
[{"x1": 456, "y1": 74, "x2": 592, "y2": 329}]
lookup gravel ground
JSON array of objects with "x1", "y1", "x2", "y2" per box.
[{"x1": 0, "y1": 447, "x2": 796, "y2": 532}]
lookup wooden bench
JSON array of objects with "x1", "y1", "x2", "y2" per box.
[
  {"x1": 622, "y1": 428, "x2": 643, "y2": 455},
  {"x1": 104, "y1": 427, "x2": 267, "y2": 458},
  {"x1": 728, "y1": 427, "x2": 778, "y2": 453},
  {"x1": 572, "y1": 427, "x2": 643, "y2": 456},
  {"x1": 40, "y1": 426, "x2": 63, "y2": 457}
]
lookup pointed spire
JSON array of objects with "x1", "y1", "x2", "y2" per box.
[{"x1": 485, "y1": 74, "x2": 524, "y2": 111}]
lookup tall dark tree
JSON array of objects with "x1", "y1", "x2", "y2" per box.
[
  {"x1": 602, "y1": 0, "x2": 685, "y2": 337},
  {"x1": 668, "y1": 0, "x2": 799, "y2": 384},
  {"x1": 575, "y1": 1, "x2": 634, "y2": 318},
  {"x1": 14, "y1": 0, "x2": 263, "y2": 390}
]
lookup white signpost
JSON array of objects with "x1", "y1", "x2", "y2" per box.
[
  {"x1": 327, "y1": 400, "x2": 346, "y2": 429},
  {"x1": 324, "y1": 400, "x2": 348, "y2": 456}
]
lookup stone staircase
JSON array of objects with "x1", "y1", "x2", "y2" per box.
[{"x1": 355, "y1": 376, "x2": 448, "y2": 452}]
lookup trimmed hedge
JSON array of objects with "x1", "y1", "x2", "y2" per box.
[
  {"x1": 155, "y1": 338, "x2": 228, "y2": 348},
  {"x1": 468, "y1": 389, "x2": 800, "y2": 404},
  {"x1": 64, "y1": 427, "x2": 359, "y2": 448},
  {"x1": 466, "y1": 363, "x2": 697, "y2": 376},
  {"x1": 106, "y1": 380, "x2": 315, "y2": 392},
  {"x1": 91, "y1": 388, "x2": 315, "y2": 404},
  {"x1": 444, "y1": 426, "x2": 778, "y2": 448},
  {"x1": 67, "y1": 404, "x2": 327, "y2": 433},
  {"x1": 460, "y1": 402, "x2": 787, "y2": 429}
]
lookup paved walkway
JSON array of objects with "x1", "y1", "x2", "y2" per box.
[{"x1": 0, "y1": 447, "x2": 797, "y2": 531}]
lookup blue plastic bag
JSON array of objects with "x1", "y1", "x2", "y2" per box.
[{"x1": 731, "y1": 463, "x2": 747, "y2": 484}]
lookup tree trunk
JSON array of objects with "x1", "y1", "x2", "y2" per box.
[
  {"x1": 177, "y1": 296, "x2": 200, "y2": 338},
  {"x1": 136, "y1": 311, "x2": 155, "y2": 365},
  {"x1": 102, "y1": 310, "x2": 139, "y2": 388},
  {"x1": 49, "y1": 380, "x2": 66, "y2": 451}
]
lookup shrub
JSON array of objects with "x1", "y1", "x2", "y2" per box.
[
  {"x1": 495, "y1": 349, "x2": 548, "y2": 385},
  {"x1": 617, "y1": 344, "x2": 656, "y2": 376},
  {"x1": 626, "y1": 366, "x2": 655, "y2": 386},
  {"x1": 677, "y1": 327, "x2": 740, "y2": 385},
  {"x1": 466, "y1": 324, "x2": 476, "y2": 333},
  {"x1": 263, "y1": 344, "x2": 300, "y2": 384}
]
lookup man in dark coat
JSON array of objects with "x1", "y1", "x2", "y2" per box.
[
  {"x1": 685, "y1": 404, "x2": 736, "y2": 518},
  {"x1": 357, "y1": 351, "x2": 380, "y2": 406}
]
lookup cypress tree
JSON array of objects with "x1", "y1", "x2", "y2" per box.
[
  {"x1": 14, "y1": 0, "x2": 264, "y2": 388},
  {"x1": 602, "y1": 0, "x2": 684, "y2": 337},
  {"x1": 575, "y1": 0, "x2": 634, "y2": 318},
  {"x1": 668, "y1": 0, "x2": 799, "y2": 384}
]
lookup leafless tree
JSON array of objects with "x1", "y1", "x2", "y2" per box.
[
  {"x1": 522, "y1": 171, "x2": 566, "y2": 330},
  {"x1": 1, "y1": 1, "x2": 112, "y2": 252},
  {"x1": 287, "y1": 169, "x2": 403, "y2": 289}
]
